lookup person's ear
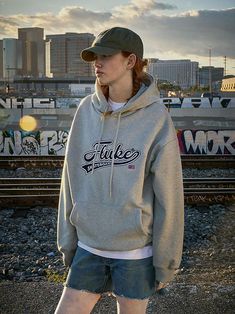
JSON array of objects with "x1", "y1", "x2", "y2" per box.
[{"x1": 127, "y1": 54, "x2": 137, "y2": 69}]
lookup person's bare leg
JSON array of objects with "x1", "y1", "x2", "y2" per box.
[
  {"x1": 116, "y1": 296, "x2": 149, "y2": 314},
  {"x1": 54, "y1": 287, "x2": 101, "y2": 314}
]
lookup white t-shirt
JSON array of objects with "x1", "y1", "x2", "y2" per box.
[
  {"x1": 77, "y1": 98, "x2": 153, "y2": 260},
  {"x1": 108, "y1": 98, "x2": 126, "y2": 111},
  {"x1": 78, "y1": 241, "x2": 153, "y2": 259}
]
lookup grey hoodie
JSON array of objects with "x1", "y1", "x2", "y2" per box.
[{"x1": 57, "y1": 75, "x2": 184, "y2": 283}]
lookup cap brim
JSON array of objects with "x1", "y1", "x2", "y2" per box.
[{"x1": 81, "y1": 46, "x2": 121, "y2": 62}]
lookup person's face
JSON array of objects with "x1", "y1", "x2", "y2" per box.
[{"x1": 93, "y1": 52, "x2": 135, "y2": 86}]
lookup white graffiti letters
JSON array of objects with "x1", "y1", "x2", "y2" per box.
[
  {"x1": 0, "y1": 130, "x2": 68, "y2": 155},
  {"x1": 184, "y1": 130, "x2": 207, "y2": 154},
  {"x1": 183, "y1": 130, "x2": 235, "y2": 154}
]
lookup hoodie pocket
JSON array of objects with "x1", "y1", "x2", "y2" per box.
[
  {"x1": 134, "y1": 208, "x2": 152, "y2": 237},
  {"x1": 69, "y1": 202, "x2": 151, "y2": 249}
]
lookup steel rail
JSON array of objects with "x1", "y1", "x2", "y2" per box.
[{"x1": 0, "y1": 177, "x2": 234, "y2": 207}]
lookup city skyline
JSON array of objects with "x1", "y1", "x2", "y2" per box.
[{"x1": 0, "y1": 0, "x2": 235, "y2": 75}]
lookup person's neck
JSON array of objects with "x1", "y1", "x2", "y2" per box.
[{"x1": 109, "y1": 80, "x2": 133, "y2": 103}]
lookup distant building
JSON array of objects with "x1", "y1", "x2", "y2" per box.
[
  {"x1": 46, "y1": 33, "x2": 95, "y2": 79},
  {"x1": 5, "y1": 77, "x2": 96, "y2": 96},
  {"x1": 147, "y1": 59, "x2": 199, "y2": 89},
  {"x1": 0, "y1": 39, "x2": 22, "y2": 81},
  {"x1": 2, "y1": 38, "x2": 22, "y2": 80},
  {"x1": 221, "y1": 77, "x2": 235, "y2": 92},
  {"x1": 18, "y1": 27, "x2": 46, "y2": 78},
  {"x1": 45, "y1": 40, "x2": 52, "y2": 78},
  {"x1": 199, "y1": 66, "x2": 224, "y2": 88},
  {"x1": 69, "y1": 82, "x2": 95, "y2": 96}
]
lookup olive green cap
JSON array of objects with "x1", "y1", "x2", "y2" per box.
[{"x1": 81, "y1": 27, "x2": 143, "y2": 62}]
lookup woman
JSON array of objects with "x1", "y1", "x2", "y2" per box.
[{"x1": 55, "y1": 27, "x2": 184, "y2": 314}]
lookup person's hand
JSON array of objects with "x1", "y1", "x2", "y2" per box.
[{"x1": 155, "y1": 281, "x2": 169, "y2": 295}]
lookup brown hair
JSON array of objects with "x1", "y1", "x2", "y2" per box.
[{"x1": 101, "y1": 52, "x2": 148, "y2": 100}]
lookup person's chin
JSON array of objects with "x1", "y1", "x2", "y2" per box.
[{"x1": 97, "y1": 77, "x2": 108, "y2": 85}]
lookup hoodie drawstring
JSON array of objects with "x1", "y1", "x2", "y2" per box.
[
  {"x1": 109, "y1": 112, "x2": 121, "y2": 198},
  {"x1": 91, "y1": 109, "x2": 122, "y2": 198},
  {"x1": 91, "y1": 114, "x2": 105, "y2": 174}
]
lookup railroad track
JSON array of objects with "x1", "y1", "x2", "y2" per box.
[
  {"x1": 0, "y1": 177, "x2": 234, "y2": 208},
  {"x1": 0, "y1": 155, "x2": 234, "y2": 169},
  {"x1": 0, "y1": 156, "x2": 64, "y2": 169},
  {"x1": 181, "y1": 154, "x2": 235, "y2": 168},
  {"x1": 0, "y1": 178, "x2": 60, "y2": 208},
  {"x1": 183, "y1": 178, "x2": 235, "y2": 205}
]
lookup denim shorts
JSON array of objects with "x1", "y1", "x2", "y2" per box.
[{"x1": 65, "y1": 246, "x2": 156, "y2": 300}]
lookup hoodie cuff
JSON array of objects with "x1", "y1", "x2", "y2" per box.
[
  {"x1": 62, "y1": 249, "x2": 76, "y2": 267},
  {"x1": 154, "y1": 266, "x2": 176, "y2": 283}
]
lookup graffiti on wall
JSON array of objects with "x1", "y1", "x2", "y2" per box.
[
  {"x1": 1, "y1": 97, "x2": 235, "y2": 109},
  {"x1": 177, "y1": 130, "x2": 235, "y2": 154},
  {"x1": 0, "y1": 130, "x2": 68, "y2": 155},
  {"x1": 0, "y1": 129, "x2": 235, "y2": 155},
  {"x1": 161, "y1": 97, "x2": 235, "y2": 108}
]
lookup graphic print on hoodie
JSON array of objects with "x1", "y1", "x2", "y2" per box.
[{"x1": 81, "y1": 140, "x2": 141, "y2": 174}]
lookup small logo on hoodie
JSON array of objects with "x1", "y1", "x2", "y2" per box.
[{"x1": 82, "y1": 141, "x2": 140, "y2": 174}]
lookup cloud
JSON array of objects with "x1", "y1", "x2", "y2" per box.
[
  {"x1": 154, "y1": 2, "x2": 177, "y2": 10},
  {"x1": 57, "y1": 6, "x2": 111, "y2": 29},
  {"x1": 0, "y1": 1, "x2": 234, "y2": 62},
  {"x1": 141, "y1": 8, "x2": 235, "y2": 59},
  {"x1": 112, "y1": 0, "x2": 177, "y2": 19},
  {"x1": 0, "y1": 6, "x2": 111, "y2": 36},
  {"x1": 0, "y1": 16, "x2": 20, "y2": 37}
]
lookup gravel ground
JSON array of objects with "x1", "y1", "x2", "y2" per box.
[{"x1": 0, "y1": 167, "x2": 235, "y2": 313}]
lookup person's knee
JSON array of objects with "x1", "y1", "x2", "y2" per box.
[
  {"x1": 116, "y1": 296, "x2": 149, "y2": 314},
  {"x1": 55, "y1": 287, "x2": 101, "y2": 314}
]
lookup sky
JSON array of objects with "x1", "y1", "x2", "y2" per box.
[{"x1": 0, "y1": 0, "x2": 235, "y2": 75}]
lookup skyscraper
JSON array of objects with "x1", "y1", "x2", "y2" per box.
[
  {"x1": 199, "y1": 66, "x2": 224, "y2": 88},
  {"x1": 46, "y1": 32, "x2": 95, "y2": 78},
  {"x1": 18, "y1": 27, "x2": 45, "y2": 78},
  {"x1": 0, "y1": 38, "x2": 22, "y2": 82},
  {"x1": 148, "y1": 59, "x2": 199, "y2": 89}
]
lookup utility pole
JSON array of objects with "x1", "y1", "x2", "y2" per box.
[
  {"x1": 224, "y1": 56, "x2": 227, "y2": 77},
  {"x1": 209, "y1": 48, "x2": 212, "y2": 93}
]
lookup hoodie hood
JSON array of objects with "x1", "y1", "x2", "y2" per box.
[{"x1": 91, "y1": 74, "x2": 160, "y2": 115}]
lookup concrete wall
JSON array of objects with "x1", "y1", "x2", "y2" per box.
[{"x1": 0, "y1": 101, "x2": 235, "y2": 156}]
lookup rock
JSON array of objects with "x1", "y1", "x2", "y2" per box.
[
  {"x1": 210, "y1": 235, "x2": 218, "y2": 243},
  {"x1": 37, "y1": 268, "x2": 45, "y2": 275},
  {"x1": 47, "y1": 252, "x2": 55, "y2": 257}
]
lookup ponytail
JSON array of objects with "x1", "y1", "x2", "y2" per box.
[{"x1": 123, "y1": 52, "x2": 148, "y2": 97}]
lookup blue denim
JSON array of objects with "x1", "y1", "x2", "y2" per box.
[{"x1": 65, "y1": 246, "x2": 156, "y2": 299}]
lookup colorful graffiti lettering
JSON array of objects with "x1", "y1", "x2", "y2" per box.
[
  {"x1": 0, "y1": 129, "x2": 234, "y2": 156},
  {"x1": 0, "y1": 130, "x2": 69, "y2": 155}
]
